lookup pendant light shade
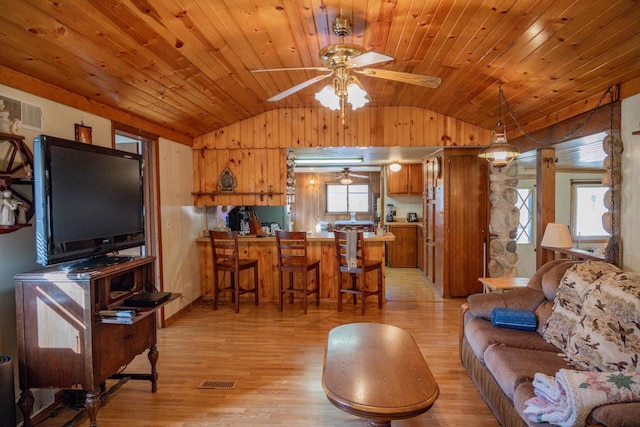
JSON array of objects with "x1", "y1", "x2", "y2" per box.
[{"x1": 479, "y1": 86, "x2": 520, "y2": 169}]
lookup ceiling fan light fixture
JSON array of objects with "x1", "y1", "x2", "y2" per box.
[
  {"x1": 339, "y1": 176, "x2": 353, "y2": 185},
  {"x1": 389, "y1": 162, "x2": 402, "y2": 172},
  {"x1": 346, "y1": 82, "x2": 369, "y2": 110},
  {"x1": 315, "y1": 85, "x2": 341, "y2": 110}
]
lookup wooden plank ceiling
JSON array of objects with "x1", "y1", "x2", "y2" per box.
[{"x1": 1, "y1": 0, "x2": 639, "y2": 141}]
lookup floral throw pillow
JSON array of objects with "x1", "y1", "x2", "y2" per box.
[
  {"x1": 565, "y1": 272, "x2": 640, "y2": 372},
  {"x1": 542, "y1": 261, "x2": 621, "y2": 352}
]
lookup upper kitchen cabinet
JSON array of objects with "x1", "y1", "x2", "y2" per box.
[
  {"x1": 387, "y1": 163, "x2": 423, "y2": 195},
  {"x1": 192, "y1": 148, "x2": 287, "y2": 206}
]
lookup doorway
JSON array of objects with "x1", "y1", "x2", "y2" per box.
[{"x1": 113, "y1": 125, "x2": 163, "y2": 294}]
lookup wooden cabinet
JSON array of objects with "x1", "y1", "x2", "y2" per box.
[
  {"x1": 424, "y1": 148, "x2": 488, "y2": 297},
  {"x1": 14, "y1": 257, "x2": 173, "y2": 426},
  {"x1": 388, "y1": 224, "x2": 418, "y2": 267},
  {"x1": 387, "y1": 163, "x2": 423, "y2": 195},
  {"x1": 417, "y1": 225, "x2": 424, "y2": 271}
]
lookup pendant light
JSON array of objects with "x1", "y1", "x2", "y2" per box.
[{"x1": 478, "y1": 85, "x2": 520, "y2": 169}]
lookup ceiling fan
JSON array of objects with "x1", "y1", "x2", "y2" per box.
[
  {"x1": 336, "y1": 168, "x2": 368, "y2": 182},
  {"x1": 251, "y1": 14, "x2": 441, "y2": 105}
]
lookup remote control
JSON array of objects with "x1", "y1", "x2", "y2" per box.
[{"x1": 98, "y1": 310, "x2": 136, "y2": 318}]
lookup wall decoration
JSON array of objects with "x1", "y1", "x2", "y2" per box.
[
  {"x1": 218, "y1": 168, "x2": 236, "y2": 192},
  {"x1": 75, "y1": 124, "x2": 92, "y2": 143}
]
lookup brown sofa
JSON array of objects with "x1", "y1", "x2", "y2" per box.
[{"x1": 460, "y1": 259, "x2": 640, "y2": 426}]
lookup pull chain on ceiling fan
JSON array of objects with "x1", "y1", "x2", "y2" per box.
[{"x1": 251, "y1": 14, "x2": 441, "y2": 121}]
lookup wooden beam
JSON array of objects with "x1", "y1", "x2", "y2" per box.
[
  {"x1": 0, "y1": 65, "x2": 193, "y2": 146},
  {"x1": 536, "y1": 147, "x2": 556, "y2": 269},
  {"x1": 509, "y1": 100, "x2": 621, "y2": 154}
]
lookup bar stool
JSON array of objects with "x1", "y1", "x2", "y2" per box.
[
  {"x1": 333, "y1": 230, "x2": 383, "y2": 315},
  {"x1": 208, "y1": 230, "x2": 259, "y2": 313},
  {"x1": 275, "y1": 230, "x2": 320, "y2": 314}
]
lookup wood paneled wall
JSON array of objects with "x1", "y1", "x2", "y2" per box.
[
  {"x1": 293, "y1": 171, "x2": 382, "y2": 232},
  {"x1": 192, "y1": 106, "x2": 491, "y2": 206}
]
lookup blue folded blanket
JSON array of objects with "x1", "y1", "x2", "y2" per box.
[{"x1": 491, "y1": 307, "x2": 537, "y2": 331}]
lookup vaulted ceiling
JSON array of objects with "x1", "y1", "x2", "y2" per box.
[{"x1": 1, "y1": 1, "x2": 639, "y2": 142}]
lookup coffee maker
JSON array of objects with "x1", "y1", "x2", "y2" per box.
[{"x1": 385, "y1": 204, "x2": 396, "y2": 222}]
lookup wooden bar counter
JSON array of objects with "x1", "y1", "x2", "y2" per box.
[{"x1": 196, "y1": 232, "x2": 395, "y2": 303}]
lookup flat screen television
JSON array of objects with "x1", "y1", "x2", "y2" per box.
[{"x1": 33, "y1": 135, "x2": 145, "y2": 270}]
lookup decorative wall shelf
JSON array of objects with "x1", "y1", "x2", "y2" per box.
[
  {"x1": 1, "y1": 133, "x2": 34, "y2": 233},
  {"x1": 191, "y1": 191, "x2": 284, "y2": 202},
  {"x1": 0, "y1": 223, "x2": 32, "y2": 234}
]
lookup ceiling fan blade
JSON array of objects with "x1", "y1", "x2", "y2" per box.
[
  {"x1": 347, "y1": 51, "x2": 394, "y2": 68},
  {"x1": 349, "y1": 173, "x2": 369, "y2": 179},
  {"x1": 251, "y1": 66, "x2": 330, "y2": 73},
  {"x1": 267, "y1": 73, "x2": 333, "y2": 102},
  {"x1": 355, "y1": 68, "x2": 441, "y2": 88}
]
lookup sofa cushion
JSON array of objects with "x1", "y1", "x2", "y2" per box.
[
  {"x1": 540, "y1": 261, "x2": 579, "y2": 301},
  {"x1": 465, "y1": 317, "x2": 560, "y2": 363},
  {"x1": 484, "y1": 344, "x2": 570, "y2": 399},
  {"x1": 565, "y1": 271, "x2": 640, "y2": 372},
  {"x1": 590, "y1": 402, "x2": 640, "y2": 426},
  {"x1": 468, "y1": 287, "x2": 545, "y2": 320},
  {"x1": 542, "y1": 261, "x2": 621, "y2": 352},
  {"x1": 526, "y1": 259, "x2": 576, "y2": 292},
  {"x1": 535, "y1": 300, "x2": 554, "y2": 335}
]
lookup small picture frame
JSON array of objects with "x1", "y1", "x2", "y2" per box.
[{"x1": 75, "y1": 124, "x2": 92, "y2": 143}]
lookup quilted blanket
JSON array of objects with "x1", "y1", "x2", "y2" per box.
[{"x1": 524, "y1": 369, "x2": 640, "y2": 426}]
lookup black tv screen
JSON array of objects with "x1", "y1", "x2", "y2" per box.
[{"x1": 34, "y1": 135, "x2": 145, "y2": 268}]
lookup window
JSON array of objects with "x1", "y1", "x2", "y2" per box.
[
  {"x1": 571, "y1": 181, "x2": 609, "y2": 242},
  {"x1": 326, "y1": 184, "x2": 370, "y2": 213},
  {"x1": 515, "y1": 188, "x2": 533, "y2": 244}
]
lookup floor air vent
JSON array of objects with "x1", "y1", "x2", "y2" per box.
[{"x1": 198, "y1": 380, "x2": 236, "y2": 390}]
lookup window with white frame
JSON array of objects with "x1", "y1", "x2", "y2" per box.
[
  {"x1": 515, "y1": 188, "x2": 534, "y2": 244},
  {"x1": 326, "y1": 183, "x2": 370, "y2": 213},
  {"x1": 571, "y1": 181, "x2": 609, "y2": 242}
]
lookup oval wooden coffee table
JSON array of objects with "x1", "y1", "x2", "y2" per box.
[{"x1": 322, "y1": 322, "x2": 439, "y2": 426}]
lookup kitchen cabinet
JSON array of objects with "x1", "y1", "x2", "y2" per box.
[
  {"x1": 424, "y1": 148, "x2": 488, "y2": 297},
  {"x1": 14, "y1": 257, "x2": 177, "y2": 426},
  {"x1": 417, "y1": 225, "x2": 424, "y2": 271},
  {"x1": 387, "y1": 163, "x2": 423, "y2": 195},
  {"x1": 388, "y1": 224, "x2": 418, "y2": 267}
]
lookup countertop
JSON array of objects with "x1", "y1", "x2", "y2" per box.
[
  {"x1": 196, "y1": 232, "x2": 395, "y2": 243},
  {"x1": 385, "y1": 221, "x2": 423, "y2": 227}
]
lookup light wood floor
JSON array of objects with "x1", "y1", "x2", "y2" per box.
[{"x1": 36, "y1": 269, "x2": 498, "y2": 426}]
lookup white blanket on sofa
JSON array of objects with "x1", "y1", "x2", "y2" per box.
[{"x1": 524, "y1": 369, "x2": 640, "y2": 426}]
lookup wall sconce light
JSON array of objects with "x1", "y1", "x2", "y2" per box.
[
  {"x1": 389, "y1": 162, "x2": 402, "y2": 172},
  {"x1": 309, "y1": 178, "x2": 316, "y2": 185}
]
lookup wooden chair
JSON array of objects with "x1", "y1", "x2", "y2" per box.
[
  {"x1": 208, "y1": 230, "x2": 259, "y2": 313},
  {"x1": 275, "y1": 230, "x2": 320, "y2": 314},
  {"x1": 333, "y1": 230, "x2": 383, "y2": 315}
]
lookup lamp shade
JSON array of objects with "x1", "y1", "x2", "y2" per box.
[{"x1": 540, "y1": 223, "x2": 573, "y2": 249}]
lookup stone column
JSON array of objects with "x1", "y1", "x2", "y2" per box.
[{"x1": 487, "y1": 161, "x2": 520, "y2": 277}]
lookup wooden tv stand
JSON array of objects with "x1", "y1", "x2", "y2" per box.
[{"x1": 14, "y1": 256, "x2": 178, "y2": 427}]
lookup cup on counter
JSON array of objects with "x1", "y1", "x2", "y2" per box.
[{"x1": 262, "y1": 226, "x2": 270, "y2": 235}]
